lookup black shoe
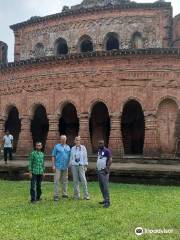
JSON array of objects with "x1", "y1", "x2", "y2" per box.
[
  {"x1": 54, "y1": 196, "x2": 59, "y2": 201},
  {"x1": 5, "y1": 161, "x2": 7, "y2": 165},
  {"x1": 30, "y1": 200, "x2": 36, "y2": 204},
  {"x1": 36, "y1": 198, "x2": 42, "y2": 202},
  {"x1": 103, "y1": 203, "x2": 110, "y2": 208},
  {"x1": 99, "y1": 201, "x2": 105, "y2": 204},
  {"x1": 62, "y1": 195, "x2": 68, "y2": 199}
]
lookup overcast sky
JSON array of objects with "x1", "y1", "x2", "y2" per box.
[{"x1": 0, "y1": 0, "x2": 179, "y2": 62}]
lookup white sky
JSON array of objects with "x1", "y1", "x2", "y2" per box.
[{"x1": 0, "y1": 0, "x2": 179, "y2": 62}]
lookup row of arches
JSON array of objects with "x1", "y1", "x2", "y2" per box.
[
  {"x1": 4, "y1": 98, "x2": 180, "y2": 155},
  {"x1": 33, "y1": 31, "x2": 144, "y2": 57}
]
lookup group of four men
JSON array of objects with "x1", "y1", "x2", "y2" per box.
[
  {"x1": 2, "y1": 130, "x2": 112, "y2": 208},
  {"x1": 29, "y1": 135, "x2": 112, "y2": 208}
]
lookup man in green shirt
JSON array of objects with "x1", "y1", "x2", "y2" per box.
[{"x1": 28, "y1": 142, "x2": 45, "y2": 203}]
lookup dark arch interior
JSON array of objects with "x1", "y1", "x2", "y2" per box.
[
  {"x1": 80, "y1": 39, "x2": 93, "y2": 52},
  {"x1": 89, "y1": 102, "x2": 110, "y2": 153},
  {"x1": 56, "y1": 39, "x2": 68, "y2": 55},
  {"x1": 5, "y1": 107, "x2": 21, "y2": 152},
  {"x1": 59, "y1": 103, "x2": 79, "y2": 147},
  {"x1": 121, "y1": 100, "x2": 145, "y2": 155},
  {"x1": 31, "y1": 105, "x2": 49, "y2": 150},
  {"x1": 106, "y1": 34, "x2": 119, "y2": 50}
]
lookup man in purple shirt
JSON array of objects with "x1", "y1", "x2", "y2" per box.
[{"x1": 96, "y1": 140, "x2": 112, "y2": 208}]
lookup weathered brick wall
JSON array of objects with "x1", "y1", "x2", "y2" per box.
[
  {"x1": 0, "y1": 51, "x2": 180, "y2": 155},
  {"x1": 11, "y1": 5, "x2": 172, "y2": 61}
]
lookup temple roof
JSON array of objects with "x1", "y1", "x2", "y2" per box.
[{"x1": 10, "y1": 0, "x2": 171, "y2": 31}]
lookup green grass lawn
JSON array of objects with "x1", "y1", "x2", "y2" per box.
[{"x1": 0, "y1": 181, "x2": 179, "y2": 240}]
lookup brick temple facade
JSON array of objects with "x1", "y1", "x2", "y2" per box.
[{"x1": 0, "y1": 0, "x2": 180, "y2": 158}]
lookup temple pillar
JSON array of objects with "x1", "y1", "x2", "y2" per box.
[
  {"x1": 46, "y1": 115, "x2": 59, "y2": 154},
  {"x1": 0, "y1": 117, "x2": 5, "y2": 147},
  {"x1": 108, "y1": 113, "x2": 124, "y2": 156},
  {"x1": 16, "y1": 116, "x2": 33, "y2": 155},
  {"x1": 79, "y1": 113, "x2": 91, "y2": 152},
  {"x1": 143, "y1": 112, "x2": 159, "y2": 156}
]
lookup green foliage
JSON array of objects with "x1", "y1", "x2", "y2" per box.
[{"x1": 0, "y1": 181, "x2": 179, "y2": 240}]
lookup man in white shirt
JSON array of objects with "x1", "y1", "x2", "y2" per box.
[
  {"x1": 3, "y1": 130, "x2": 13, "y2": 164},
  {"x1": 96, "y1": 140, "x2": 112, "y2": 208}
]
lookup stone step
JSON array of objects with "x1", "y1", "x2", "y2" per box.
[
  {"x1": 1, "y1": 160, "x2": 180, "y2": 185},
  {"x1": 3, "y1": 154, "x2": 180, "y2": 165}
]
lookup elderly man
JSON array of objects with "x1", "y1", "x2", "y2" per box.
[
  {"x1": 70, "y1": 136, "x2": 90, "y2": 200},
  {"x1": 52, "y1": 135, "x2": 71, "y2": 201},
  {"x1": 96, "y1": 140, "x2": 112, "y2": 208}
]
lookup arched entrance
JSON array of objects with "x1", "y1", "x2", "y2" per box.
[
  {"x1": 55, "y1": 38, "x2": 68, "y2": 55},
  {"x1": 105, "y1": 32, "x2": 119, "y2": 51},
  {"x1": 59, "y1": 103, "x2": 79, "y2": 147},
  {"x1": 121, "y1": 100, "x2": 145, "y2": 155},
  {"x1": 5, "y1": 106, "x2": 21, "y2": 152},
  {"x1": 157, "y1": 99, "x2": 178, "y2": 154},
  {"x1": 79, "y1": 35, "x2": 93, "y2": 53},
  {"x1": 89, "y1": 102, "x2": 110, "y2": 153},
  {"x1": 31, "y1": 105, "x2": 49, "y2": 150}
]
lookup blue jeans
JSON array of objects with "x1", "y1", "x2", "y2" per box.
[
  {"x1": 30, "y1": 174, "x2": 43, "y2": 201},
  {"x1": 4, "y1": 147, "x2": 13, "y2": 162}
]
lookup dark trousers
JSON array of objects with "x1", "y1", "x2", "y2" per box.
[
  {"x1": 98, "y1": 170, "x2": 110, "y2": 204},
  {"x1": 30, "y1": 174, "x2": 43, "y2": 202},
  {"x1": 4, "y1": 147, "x2": 13, "y2": 162}
]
